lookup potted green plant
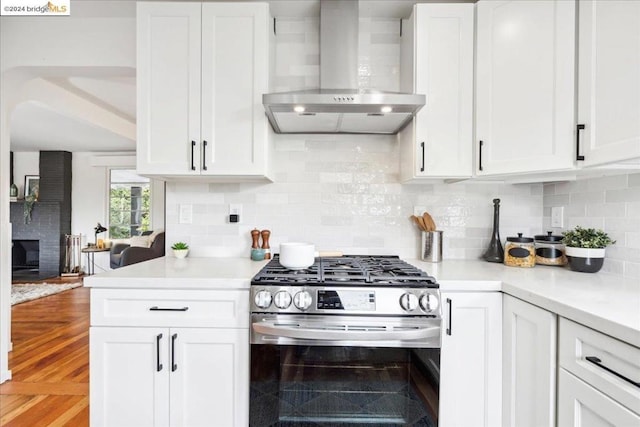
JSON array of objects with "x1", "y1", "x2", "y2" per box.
[
  {"x1": 562, "y1": 226, "x2": 615, "y2": 273},
  {"x1": 171, "y1": 242, "x2": 189, "y2": 259}
]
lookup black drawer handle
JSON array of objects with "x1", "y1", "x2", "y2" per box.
[
  {"x1": 576, "y1": 124, "x2": 585, "y2": 161},
  {"x1": 171, "y1": 333, "x2": 178, "y2": 372},
  {"x1": 149, "y1": 306, "x2": 189, "y2": 312},
  {"x1": 478, "y1": 140, "x2": 484, "y2": 171},
  {"x1": 585, "y1": 356, "x2": 640, "y2": 388},
  {"x1": 446, "y1": 298, "x2": 452, "y2": 336},
  {"x1": 420, "y1": 141, "x2": 425, "y2": 172},
  {"x1": 156, "y1": 333, "x2": 163, "y2": 372}
]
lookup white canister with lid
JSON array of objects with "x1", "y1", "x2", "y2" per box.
[{"x1": 534, "y1": 231, "x2": 567, "y2": 266}]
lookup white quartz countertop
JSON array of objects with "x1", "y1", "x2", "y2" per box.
[
  {"x1": 84, "y1": 256, "x2": 640, "y2": 347},
  {"x1": 408, "y1": 259, "x2": 640, "y2": 348},
  {"x1": 83, "y1": 256, "x2": 269, "y2": 290}
]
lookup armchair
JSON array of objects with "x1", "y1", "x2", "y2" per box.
[{"x1": 110, "y1": 231, "x2": 165, "y2": 269}]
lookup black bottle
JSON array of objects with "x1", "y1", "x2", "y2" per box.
[{"x1": 483, "y1": 198, "x2": 504, "y2": 262}]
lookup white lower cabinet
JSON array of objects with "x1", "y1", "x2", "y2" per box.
[
  {"x1": 558, "y1": 317, "x2": 640, "y2": 425},
  {"x1": 439, "y1": 292, "x2": 502, "y2": 427},
  {"x1": 169, "y1": 328, "x2": 248, "y2": 427},
  {"x1": 91, "y1": 327, "x2": 170, "y2": 426},
  {"x1": 502, "y1": 295, "x2": 557, "y2": 427},
  {"x1": 558, "y1": 369, "x2": 640, "y2": 427},
  {"x1": 90, "y1": 289, "x2": 249, "y2": 426}
]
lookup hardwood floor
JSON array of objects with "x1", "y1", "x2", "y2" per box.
[{"x1": 0, "y1": 281, "x2": 89, "y2": 426}]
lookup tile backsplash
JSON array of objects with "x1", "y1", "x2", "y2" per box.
[
  {"x1": 165, "y1": 14, "x2": 638, "y2": 281},
  {"x1": 166, "y1": 135, "x2": 543, "y2": 261},
  {"x1": 543, "y1": 174, "x2": 640, "y2": 279},
  {"x1": 166, "y1": 14, "x2": 543, "y2": 262}
]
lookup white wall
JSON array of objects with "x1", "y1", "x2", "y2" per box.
[
  {"x1": 11, "y1": 152, "x2": 38, "y2": 198},
  {"x1": 0, "y1": 1, "x2": 136, "y2": 383},
  {"x1": 72, "y1": 153, "x2": 112, "y2": 273},
  {"x1": 543, "y1": 173, "x2": 640, "y2": 279}
]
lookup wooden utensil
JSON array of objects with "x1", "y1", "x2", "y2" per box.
[
  {"x1": 422, "y1": 212, "x2": 437, "y2": 231},
  {"x1": 410, "y1": 215, "x2": 424, "y2": 231},
  {"x1": 417, "y1": 216, "x2": 428, "y2": 231}
]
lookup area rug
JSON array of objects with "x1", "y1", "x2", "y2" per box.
[{"x1": 11, "y1": 282, "x2": 83, "y2": 306}]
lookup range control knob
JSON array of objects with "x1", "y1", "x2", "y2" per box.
[
  {"x1": 420, "y1": 293, "x2": 439, "y2": 313},
  {"x1": 254, "y1": 290, "x2": 272, "y2": 309},
  {"x1": 293, "y1": 291, "x2": 313, "y2": 311},
  {"x1": 399, "y1": 293, "x2": 419, "y2": 311},
  {"x1": 273, "y1": 291, "x2": 292, "y2": 309}
]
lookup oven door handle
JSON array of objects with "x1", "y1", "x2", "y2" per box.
[{"x1": 252, "y1": 322, "x2": 440, "y2": 341}]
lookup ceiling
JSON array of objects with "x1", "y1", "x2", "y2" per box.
[
  {"x1": 10, "y1": 76, "x2": 136, "y2": 153},
  {"x1": 9, "y1": 0, "x2": 472, "y2": 153}
]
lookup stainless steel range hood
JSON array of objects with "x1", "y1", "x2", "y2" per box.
[{"x1": 263, "y1": 0, "x2": 425, "y2": 135}]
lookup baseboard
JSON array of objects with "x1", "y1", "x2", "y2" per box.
[{"x1": 0, "y1": 369, "x2": 12, "y2": 384}]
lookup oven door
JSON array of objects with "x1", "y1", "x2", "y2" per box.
[{"x1": 250, "y1": 314, "x2": 441, "y2": 426}]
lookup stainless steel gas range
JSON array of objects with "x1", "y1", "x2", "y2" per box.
[{"x1": 249, "y1": 255, "x2": 442, "y2": 426}]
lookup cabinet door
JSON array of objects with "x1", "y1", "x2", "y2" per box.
[
  {"x1": 201, "y1": 3, "x2": 269, "y2": 177},
  {"x1": 503, "y1": 295, "x2": 557, "y2": 427},
  {"x1": 399, "y1": 4, "x2": 473, "y2": 181},
  {"x1": 137, "y1": 2, "x2": 202, "y2": 175},
  {"x1": 440, "y1": 292, "x2": 502, "y2": 427},
  {"x1": 90, "y1": 327, "x2": 169, "y2": 427},
  {"x1": 475, "y1": 0, "x2": 575, "y2": 176},
  {"x1": 169, "y1": 328, "x2": 249, "y2": 427},
  {"x1": 558, "y1": 369, "x2": 640, "y2": 426},
  {"x1": 578, "y1": 1, "x2": 640, "y2": 166}
]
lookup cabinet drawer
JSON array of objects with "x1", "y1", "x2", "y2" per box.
[
  {"x1": 558, "y1": 368, "x2": 640, "y2": 426},
  {"x1": 559, "y1": 318, "x2": 640, "y2": 414},
  {"x1": 91, "y1": 288, "x2": 249, "y2": 328}
]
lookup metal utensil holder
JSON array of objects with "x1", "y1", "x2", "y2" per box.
[{"x1": 421, "y1": 231, "x2": 443, "y2": 262}]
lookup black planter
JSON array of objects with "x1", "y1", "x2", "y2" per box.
[{"x1": 567, "y1": 256, "x2": 604, "y2": 273}]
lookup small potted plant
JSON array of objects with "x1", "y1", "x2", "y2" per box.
[
  {"x1": 171, "y1": 242, "x2": 189, "y2": 259},
  {"x1": 562, "y1": 226, "x2": 615, "y2": 273}
]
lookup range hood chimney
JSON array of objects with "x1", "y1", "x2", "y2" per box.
[{"x1": 263, "y1": 0, "x2": 425, "y2": 135}]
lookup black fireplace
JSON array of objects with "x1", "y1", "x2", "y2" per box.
[
  {"x1": 10, "y1": 151, "x2": 72, "y2": 281},
  {"x1": 12, "y1": 240, "x2": 40, "y2": 271}
]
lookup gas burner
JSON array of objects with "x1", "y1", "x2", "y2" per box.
[{"x1": 251, "y1": 255, "x2": 437, "y2": 288}]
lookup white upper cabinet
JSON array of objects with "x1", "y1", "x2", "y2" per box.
[
  {"x1": 137, "y1": 2, "x2": 272, "y2": 180},
  {"x1": 200, "y1": 3, "x2": 270, "y2": 177},
  {"x1": 137, "y1": 2, "x2": 202, "y2": 176},
  {"x1": 475, "y1": 0, "x2": 576, "y2": 177},
  {"x1": 577, "y1": 0, "x2": 640, "y2": 167},
  {"x1": 399, "y1": 4, "x2": 474, "y2": 181}
]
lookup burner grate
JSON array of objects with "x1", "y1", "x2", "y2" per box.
[{"x1": 251, "y1": 255, "x2": 437, "y2": 287}]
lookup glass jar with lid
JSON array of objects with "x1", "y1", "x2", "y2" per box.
[
  {"x1": 534, "y1": 231, "x2": 567, "y2": 266},
  {"x1": 504, "y1": 233, "x2": 536, "y2": 268}
]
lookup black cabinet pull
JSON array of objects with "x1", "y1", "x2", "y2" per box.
[
  {"x1": 202, "y1": 140, "x2": 208, "y2": 171},
  {"x1": 156, "y1": 333, "x2": 163, "y2": 372},
  {"x1": 171, "y1": 333, "x2": 178, "y2": 372},
  {"x1": 446, "y1": 298, "x2": 452, "y2": 336},
  {"x1": 576, "y1": 124, "x2": 585, "y2": 161},
  {"x1": 190, "y1": 140, "x2": 197, "y2": 171},
  {"x1": 585, "y1": 356, "x2": 640, "y2": 388},
  {"x1": 149, "y1": 306, "x2": 189, "y2": 312},
  {"x1": 420, "y1": 141, "x2": 425, "y2": 172},
  {"x1": 478, "y1": 140, "x2": 484, "y2": 171}
]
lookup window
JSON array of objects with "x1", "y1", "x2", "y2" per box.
[{"x1": 109, "y1": 169, "x2": 151, "y2": 239}]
